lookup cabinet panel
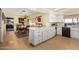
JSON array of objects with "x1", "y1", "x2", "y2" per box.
[
  {"x1": 43, "y1": 29, "x2": 48, "y2": 41},
  {"x1": 57, "y1": 27, "x2": 62, "y2": 35},
  {"x1": 29, "y1": 30, "x2": 34, "y2": 43},
  {"x1": 51, "y1": 30, "x2": 55, "y2": 38},
  {"x1": 71, "y1": 30, "x2": 79, "y2": 39},
  {"x1": 34, "y1": 29, "x2": 43, "y2": 45},
  {"x1": 47, "y1": 27, "x2": 55, "y2": 39},
  {"x1": 33, "y1": 36, "x2": 39, "y2": 45}
]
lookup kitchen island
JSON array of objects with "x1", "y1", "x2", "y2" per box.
[{"x1": 29, "y1": 26, "x2": 56, "y2": 46}]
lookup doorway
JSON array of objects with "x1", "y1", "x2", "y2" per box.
[{"x1": 6, "y1": 17, "x2": 14, "y2": 31}]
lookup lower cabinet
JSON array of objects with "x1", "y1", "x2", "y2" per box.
[
  {"x1": 42, "y1": 29, "x2": 48, "y2": 41},
  {"x1": 57, "y1": 27, "x2": 62, "y2": 35},
  {"x1": 71, "y1": 30, "x2": 79, "y2": 39},
  {"x1": 29, "y1": 30, "x2": 34, "y2": 43},
  {"x1": 34, "y1": 29, "x2": 42, "y2": 45},
  {"x1": 29, "y1": 27, "x2": 56, "y2": 46},
  {"x1": 48, "y1": 27, "x2": 56, "y2": 39}
]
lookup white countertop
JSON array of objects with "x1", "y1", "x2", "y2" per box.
[{"x1": 28, "y1": 26, "x2": 56, "y2": 30}]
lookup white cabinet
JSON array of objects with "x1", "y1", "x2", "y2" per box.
[
  {"x1": 71, "y1": 31, "x2": 79, "y2": 39},
  {"x1": 42, "y1": 29, "x2": 48, "y2": 41},
  {"x1": 56, "y1": 15, "x2": 64, "y2": 22},
  {"x1": 29, "y1": 27, "x2": 56, "y2": 46},
  {"x1": 29, "y1": 28, "x2": 43, "y2": 46},
  {"x1": 57, "y1": 27, "x2": 62, "y2": 35},
  {"x1": 29, "y1": 29, "x2": 34, "y2": 43},
  {"x1": 47, "y1": 27, "x2": 52, "y2": 39},
  {"x1": 34, "y1": 29, "x2": 42, "y2": 45},
  {"x1": 71, "y1": 28, "x2": 79, "y2": 39},
  {"x1": 48, "y1": 15, "x2": 64, "y2": 22},
  {"x1": 47, "y1": 28, "x2": 51, "y2": 39},
  {"x1": 51, "y1": 29, "x2": 55, "y2": 37},
  {"x1": 49, "y1": 30, "x2": 53, "y2": 39},
  {"x1": 51, "y1": 27, "x2": 56, "y2": 38}
]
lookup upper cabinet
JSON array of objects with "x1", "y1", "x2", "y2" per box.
[
  {"x1": 47, "y1": 11, "x2": 64, "y2": 22},
  {"x1": 49, "y1": 14, "x2": 57, "y2": 22},
  {"x1": 56, "y1": 15, "x2": 64, "y2": 22},
  {"x1": 47, "y1": 13, "x2": 64, "y2": 27}
]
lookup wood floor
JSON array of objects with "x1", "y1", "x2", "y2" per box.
[{"x1": 0, "y1": 31, "x2": 79, "y2": 50}]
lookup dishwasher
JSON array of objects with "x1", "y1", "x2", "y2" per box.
[{"x1": 62, "y1": 27, "x2": 70, "y2": 38}]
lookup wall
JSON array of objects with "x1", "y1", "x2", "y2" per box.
[
  {"x1": 14, "y1": 16, "x2": 18, "y2": 32},
  {"x1": 29, "y1": 12, "x2": 47, "y2": 26}
]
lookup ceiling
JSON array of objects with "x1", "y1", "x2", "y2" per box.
[
  {"x1": 2, "y1": 8, "x2": 79, "y2": 17},
  {"x1": 53, "y1": 8, "x2": 79, "y2": 16},
  {"x1": 2, "y1": 8, "x2": 36, "y2": 17}
]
